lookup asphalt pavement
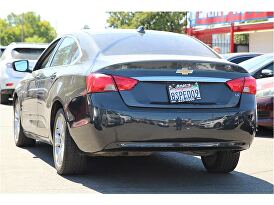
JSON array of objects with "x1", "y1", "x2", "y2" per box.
[{"x1": 0, "y1": 103, "x2": 273, "y2": 193}]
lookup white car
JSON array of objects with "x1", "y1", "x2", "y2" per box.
[
  {"x1": 199, "y1": 116, "x2": 227, "y2": 128},
  {"x1": 0, "y1": 43, "x2": 48, "y2": 104}
]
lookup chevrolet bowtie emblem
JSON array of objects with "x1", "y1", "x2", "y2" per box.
[{"x1": 176, "y1": 68, "x2": 193, "y2": 75}]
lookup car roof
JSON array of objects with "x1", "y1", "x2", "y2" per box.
[{"x1": 82, "y1": 28, "x2": 188, "y2": 36}]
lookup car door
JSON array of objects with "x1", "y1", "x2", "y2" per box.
[
  {"x1": 28, "y1": 39, "x2": 62, "y2": 138},
  {"x1": 20, "y1": 70, "x2": 39, "y2": 135},
  {"x1": 35, "y1": 36, "x2": 81, "y2": 138}
]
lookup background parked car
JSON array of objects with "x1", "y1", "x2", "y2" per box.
[
  {"x1": 221, "y1": 52, "x2": 262, "y2": 64},
  {"x1": 239, "y1": 53, "x2": 274, "y2": 129},
  {"x1": 239, "y1": 53, "x2": 273, "y2": 79},
  {"x1": 256, "y1": 77, "x2": 273, "y2": 129},
  {"x1": 0, "y1": 42, "x2": 48, "y2": 104}
]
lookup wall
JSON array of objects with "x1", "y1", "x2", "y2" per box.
[{"x1": 249, "y1": 30, "x2": 274, "y2": 53}]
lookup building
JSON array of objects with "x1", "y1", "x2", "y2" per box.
[{"x1": 187, "y1": 12, "x2": 274, "y2": 54}]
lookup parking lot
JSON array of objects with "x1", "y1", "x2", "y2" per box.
[{"x1": 0, "y1": 103, "x2": 272, "y2": 193}]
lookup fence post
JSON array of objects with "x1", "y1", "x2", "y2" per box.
[{"x1": 230, "y1": 23, "x2": 235, "y2": 53}]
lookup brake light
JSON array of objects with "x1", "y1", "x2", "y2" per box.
[
  {"x1": 86, "y1": 73, "x2": 138, "y2": 93},
  {"x1": 112, "y1": 75, "x2": 138, "y2": 91},
  {"x1": 226, "y1": 76, "x2": 256, "y2": 95},
  {"x1": 6, "y1": 83, "x2": 13, "y2": 87},
  {"x1": 243, "y1": 76, "x2": 256, "y2": 94},
  {"x1": 86, "y1": 73, "x2": 117, "y2": 93}
]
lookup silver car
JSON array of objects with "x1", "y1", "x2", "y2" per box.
[{"x1": 0, "y1": 43, "x2": 48, "y2": 104}]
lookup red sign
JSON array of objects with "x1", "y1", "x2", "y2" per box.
[{"x1": 194, "y1": 12, "x2": 274, "y2": 26}]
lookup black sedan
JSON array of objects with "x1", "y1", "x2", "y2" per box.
[{"x1": 12, "y1": 29, "x2": 257, "y2": 175}]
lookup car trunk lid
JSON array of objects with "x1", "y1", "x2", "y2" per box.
[{"x1": 96, "y1": 59, "x2": 249, "y2": 109}]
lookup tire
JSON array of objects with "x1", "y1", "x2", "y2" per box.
[
  {"x1": 201, "y1": 151, "x2": 240, "y2": 173},
  {"x1": 0, "y1": 93, "x2": 9, "y2": 104},
  {"x1": 213, "y1": 122, "x2": 222, "y2": 128},
  {"x1": 14, "y1": 99, "x2": 36, "y2": 147},
  {"x1": 53, "y1": 108, "x2": 87, "y2": 175}
]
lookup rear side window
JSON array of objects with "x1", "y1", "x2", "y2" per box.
[
  {"x1": 231, "y1": 56, "x2": 254, "y2": 64},
  {"x1": 93, "y1": 33, "x2": 219, "y2": 58},
  {"x1": 239, "y1": 54, "x2": 273, "y2": 73},
  {"x1": 51, "y1": 37, "x2": 80, "y2": 67},
  {"x1": 255, "y1": 63, "x2": 274, "y2": 79},
  {"x1": 11, "y1": 48, "x2": 45, "y2": 60}
]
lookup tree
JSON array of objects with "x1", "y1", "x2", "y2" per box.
[
  {"x1": 0, "y1": 12, "x2": 56, "y2": 46},
  {"x1": 107, "y1": 12, "x2": 187, "y2": 33}
]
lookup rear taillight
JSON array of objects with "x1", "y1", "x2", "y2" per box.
[
  {"x1": 86, "y1": 73, "x2": 117, "y2": 93},
  {"x1": 86, "y1": 73, "x2": 138, "y2": 93},
  {"x1": 6, "y1": 83, "x2": 13, "y2": 87},
  {"x1": 226, "y1": 76, "x2": 256, "y2": 95},
  {"x1": 112, "y1": 75, "x2": 138, "y2": 91}
]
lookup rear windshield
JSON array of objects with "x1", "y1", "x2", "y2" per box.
[
  {"x1": 107, "y1": 61, "x2": 246, "y2": 73},
  {"x1": 93, "y1": 33, "x2": 219, "y2": 58},
  {"x1": 11, "y1": 48, "x2": 45, "y2": 60}
]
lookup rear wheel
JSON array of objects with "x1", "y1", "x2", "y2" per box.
[
  {"x1": 53, "y1": 108, "x2": 87, "y2": 175},
  {"x1": 201, "y1": 151, "x2": 240, "y2": 173},
  {"x1": 0, "y1": 93, "x2": 9, "y2": 104},
  {"x1": 14, "y1": 99, "x2": 36, "y2": 147}
]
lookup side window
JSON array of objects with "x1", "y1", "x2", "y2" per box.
[
  {"x1": 231, "y1": 56, "x2": 253, "y2": 64},
  {"x1": 33, "y1": 39, "x2": 61, "y2": 71},
  {"x1": 50, "y1": 37, "x2": 80, "y2": 67},
  {"x1": 40, "y1": 48, "x2": 57, "y2": 69},
  {"x1": 256, "y1": 63, "x2": 273, "y2": 79}
]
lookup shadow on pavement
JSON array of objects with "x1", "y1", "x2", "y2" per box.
[
  {"x1": 24, "y1": 142, "x2": 273, "y2": 194},
  {"x1": 256, "y1": 128, "x2": 273, "y2": 138}
]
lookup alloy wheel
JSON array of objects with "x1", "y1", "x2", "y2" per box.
[
  {"x1": 54, "y1": 114, "x2": 66, "y2": 169},
  {"x1": 14, "y1": 100, "x2": 20, "y2": 143}
]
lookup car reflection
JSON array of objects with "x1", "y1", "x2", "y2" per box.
[
  {"x1": 101, "y1": 110, "x2": 133, "y2": 127},
  {"x1": 198, "y1": 116, "x2": 227, "y2": 129},
  {"x1": 157, "y1": 120, "x2": 169, "y2": 128},
  {"x1": 92, "y1": 108, "x2": 255, "y2": 135}
]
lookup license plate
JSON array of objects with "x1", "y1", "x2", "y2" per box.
[{"x1": 168, "y1": 83, "x2": 201, "y2": 103}]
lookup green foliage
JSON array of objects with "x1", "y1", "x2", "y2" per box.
[
  {"x1": 234, "y1": 34, "x2": 249, "y2": 44},
  {"x1": 0, "y1": 12, "x2": 56, "y2": 46},
  {"x1": 25, "y1": 35, "x2": 47, "y2": 43},
  {"x1": 107, "y1": 12, "x2": 187, "y2": 33}
]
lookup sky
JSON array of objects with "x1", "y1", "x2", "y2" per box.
[
  {"x1": 1, "y1": 0, "x2": 273, "y2": 36},
  {"x1": 0, "y1": 0, "x2": 109, "y2": 35}
]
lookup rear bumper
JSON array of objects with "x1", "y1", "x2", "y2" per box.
[
  {"x1": 104, "y1": 141, "x2": 249, "y2": 152},
  {"x1": 0, "y1": 76, "x2": 20, "y2": 90},
  {"x1": 257, "y1": 97, "x2": 273, "y2": 128},
  {"x1": 0, "y1": 89, "x2": 14, "y2": 95},
  {"x1": 258, "y1": 118, "x2": 273, "y2": 128},
  {"x1": 67, "y1": 92, "x2": 256, "y2": 154}
]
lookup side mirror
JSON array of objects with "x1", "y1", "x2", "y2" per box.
[
  {"x1": 12, "y1": 60, "x2": 31, "y2": 73},
  {"x1": 261, "y1": 69, "x2": 273, "y2": 78}
]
